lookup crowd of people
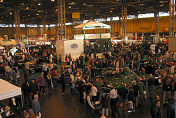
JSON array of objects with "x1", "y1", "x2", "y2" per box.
[{"x1": 0, "y1": 42, "x2": 176, "y2": 118}]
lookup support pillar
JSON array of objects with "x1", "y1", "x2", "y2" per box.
[
  {"x1": 14, "y1": 9, "x2": 21, "y2": 42},
  {"x1": 155, "y1": 12, "x2": 159, "y2": 36},
  {"x1": 8, "y1": 24, "x2": 11, "y2": 39},
  {"x1": 56, "y1": 0, "x2": 66, "y2": 62},
  {"x1": 37, "y1": 25, "x2": 41, "y2": 36},
  {"x1": 169, "y1": 0, "x2": 176, "y2": 51},
  {"x1": 121, "y1": 4, "x2": 127, "y2": 40},
  {"x1": 57, "y1": 0, "x2": 66, "y2": 40},
  {"x1": 42, "y1": 15, "x2": 46, "y2": 35}
]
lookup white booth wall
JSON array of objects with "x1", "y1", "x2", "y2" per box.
[{"x1": 56, "y1": 40, "x2": 84, "y2": 61}]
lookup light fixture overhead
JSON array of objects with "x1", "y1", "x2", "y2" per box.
[
  {"x1": 0, "y1": 0, "x2": 3, "y2": 2},
  {"x1": 51, "y1": 0, "x2": 54, "y2": 1},
  {"x1": 38, "y1": 3, "x2": 41, "y2": 5},
  {"x1": 37, "y1": 14, "x2": 39, "y2": 15},
  {"x1": 10, "y1": 12, "x2": 12, "y2": 15},
  {"x1": 26, "y1": 7, "x2": 29, "y2": 10}
]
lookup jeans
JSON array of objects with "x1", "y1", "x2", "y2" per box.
[
  {"x1": 148, "y1": 85, "x2": 154, "y2": 99},
  {"x1": 65, "y1": 85, "x2": 70, "y2": 95},
  {"x1": 163, "y1": 91, "x2": 171, "y2": 104},
  {"x1": 40, "y1": 86, "x2": 46, "y2": 95},
  {"x1": 110, "y1": 98, "x2": 117, "y2": 118},
  {"x1": 102, "y1": 108, "x2": 108, "y2": 116}
]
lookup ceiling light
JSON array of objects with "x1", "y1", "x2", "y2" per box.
[
  {"x1": 38, "y1": 3, "x2": 41, "y2": 5},
  {"x1": 69, "y1": 2, "x2": 77, "y2": 5},
  {"x1": 69, "y1": 6, "x2": 71, "y2": 8},
  {"x1": 110, "y1": 11, "x2": 112, "y2": 13},
  {"x1": 10, "y1": 12, "x2": 12, "y2": 15},
  {"x1": 26, "y1": 7, "x2": 29, "y2": 10},
  {"x1": 88, "y1": 5, "x2": 94, "y2": 7},
  {"x1": 51, "y1": 0, "x2": 54, "y2": 1},
  {"x1": 37, "y1": 14, "x2": 39, "y2": 15},
  {"x1": 83, "y1": 3, "x2": 86, "y2": 5},
  {"x1": 0, "y1": 0, "x2": 3, "y2": 2}
]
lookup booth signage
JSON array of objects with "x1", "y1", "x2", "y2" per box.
[
  {"x1": 70, "y1": 44, "x2": 78, "y2": 50},
  {"x1": 72, "y1": 12, "x2": 80, "y2": 19}
]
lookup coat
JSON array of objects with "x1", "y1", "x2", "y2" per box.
[
  {"x1": 32, "y1": 99, "x2": 40, "y2": 116},
  {"x1": 39, "y1": 77, "x2": 45, "y2": 86},
  {"x1": 151, "y1": 106, "x2": 161, "y2": 118}
]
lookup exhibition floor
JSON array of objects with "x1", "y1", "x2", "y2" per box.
[{"x1": 39, "y1": 84, "x2": 167, "y2": 118}]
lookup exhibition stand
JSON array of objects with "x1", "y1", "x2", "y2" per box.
[{"x1": 74, "y1": 21, "x2": 111, "y2": 53}]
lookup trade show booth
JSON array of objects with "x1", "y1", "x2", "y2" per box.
[
  {"x1": 74, "y1": 21, "x2": 111, "y2": 53},
  {"x1": 56, "y1": 39, "x2": 84, "y2": 61},
  {"x1": 0, "y1": 79, "x2": 22, "y2": 117}
]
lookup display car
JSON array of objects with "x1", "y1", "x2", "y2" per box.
[
  {"x1": 29, "y1": 62, "x2": 43, "y2": 74},
  {"x1": 140, "y1": 59, "x2": 161, "y2": 74}
]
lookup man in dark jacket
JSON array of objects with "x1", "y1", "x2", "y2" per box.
[
  {"x1": 22, "y1": 81, "x2": 32, "y2": 107},
  {"x1": 148, "y1": 74, "x2": 155, "y2": 100},
  {"x1": 151, "y1": 101, "x2": 161, "y2": 118},
  {"x1": 30, "y1": 79, "x2": 38, "y2": 100},
  {"x1": 118, "y1": 84, "x2": 128, "y2": 112},
  {"x1": 167, "y1": 91, "x2": 176, "y2": 118}
]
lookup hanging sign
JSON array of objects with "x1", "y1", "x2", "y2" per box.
[{"x1": 72, "y1": 12, "x2": 80, "y2": 19}]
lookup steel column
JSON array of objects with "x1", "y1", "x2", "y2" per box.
[{"x1": 14, "y1": 9, "x2": 21, "y2": 42}]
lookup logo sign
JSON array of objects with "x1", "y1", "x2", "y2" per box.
[{"x1": 70, "y1": 44, "x2": 78, "y2": 50}]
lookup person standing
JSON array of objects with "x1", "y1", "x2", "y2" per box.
[
  {"x1": 167, "y1": 92, "x2": 176, "y2": 118},
  {"x1": 101, "y1": 92, "x2": 110, "y2": 117},
  {"x1": 132, "y1": 80, "x2": 140, "y2": 109},
  {"x1": 151, "y1": 101, "x2": 161, "y2": 118},
  {"x1": 109, "y1": 88, "x2": 118, "y2": 118},
  {"x1": 163, "y1": 78, "x2": 172, "y2": 105},
  {"x1": 138, "y1": 79, "x2": 145, "y2": 105},
  {"x1": 118, "y1": 84, "x2": 128, "y2": 113},
  {"x1": 22, "y1": 81, "x2": 32, "y2": 107},
  {"x1": 91, "y1": 85, "x2": 98, "y2": 102},
  {"x1": 47, "y1": 73, "x2": 52, "y2": 91},
  {"x1": 60, "y1": 71, "x2": 65, "y2": 94},
  {"x1": 38, "y1": 72, "x2": 46, "y2": 95},
  {"x1": 148, "y1": 74, "x2": 155, "y2": 100},
  {"x1": 32, "y1": 94, "x2": 40, "y2": 117},
  {"x1": 30, "y1": 79, "x2": 38, "y2": 100},
  {"x1": 5, "y1": 64, "x2": 12, "y2": 81},
  {"x1": 85, "y1": 90, "x2": 96, "y2": 118}
]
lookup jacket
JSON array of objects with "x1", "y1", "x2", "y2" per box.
[
  {"x1": 32, "y1": 99, "x2": 40, "y2": 116},
  {"x1": 39, "y1": 77, "x2": 45, "y2": 86}
]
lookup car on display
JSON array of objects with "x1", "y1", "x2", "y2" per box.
[
  {"x1": 29, "y1": 63, "x2": 43, "y2": 74},
  {"x1": 140, "y1": 59, "x2": 161, "y2": 75}
]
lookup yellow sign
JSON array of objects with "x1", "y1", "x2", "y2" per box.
[{"x1": 72, "y1": 12, "x2": 80, "y2": 19}]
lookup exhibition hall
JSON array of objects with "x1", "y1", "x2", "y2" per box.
[{"x1": 0, "y1": 0, "x2": 175, "y2": 118}]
